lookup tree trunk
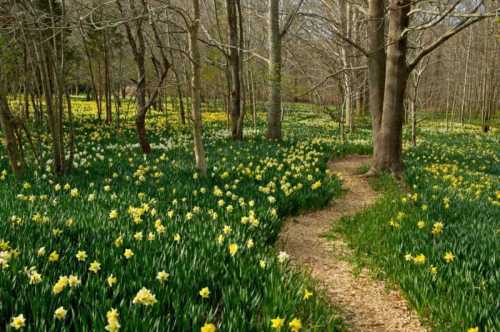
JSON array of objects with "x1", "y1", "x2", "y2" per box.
[
  {"x1": 104, "y1": 30, "x2": 113, "y2": 125},
  {"x1": 339, "y1": 0, "x2": 354, "y2": 132},
  {"x1": 189, "y1": 0, "x2": 208, "y2": 176},
  {"x1": 372, "y1": 0, "x2": 410, "y2": 175},
  {"x1": 460, "y1": 29, "x2": 472, "y2": 126},
  {"x1": 266, "y1": 0, "x2": 282, "y2": 139},
  {"x1": 367, "y1": 0, "x2": 386, "y2": 172},
  {"x1": 136, "y1": 58, "x2": 151, "y2": 154},
  {"x1": 227, "y1": 0, "x2": 243, "y2": 140},
  {"x1": 0, "y1": 93, "x2": 24, "y2": 177}
]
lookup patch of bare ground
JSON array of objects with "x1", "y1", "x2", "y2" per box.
[{"x1": 278, "y1": 155, "x2": 426, "y2": 332}]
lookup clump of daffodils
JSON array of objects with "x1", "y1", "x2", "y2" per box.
[
  {"x1": 105, "y1": 308, "x2": 121, "y2": 332},
  {"x1": 132, "y1": 287, "x2": 157, "y2": 305}
]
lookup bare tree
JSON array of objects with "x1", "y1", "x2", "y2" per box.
[{"x1": 189, "y1": 0, "x2": 208, "y2": 175}]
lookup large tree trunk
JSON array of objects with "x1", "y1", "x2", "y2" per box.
[
  {"x1": 372, "y1": 0, "x2": 411, "y2": 175},
  {"x1": 0, "y1": 93, "x2": 24, "y2": 177},
  {"x1": 189, "y1": 0, "x2": 208, "y2": 176},
  {"x1": 367, "y1": 0, "x2": 386, "y2": 172},
  {"x1": 266, "y1": 0, "x2": 282, "y2": 140},
  {"x1": 227, "y1": 0, "x2": 243, "y2": 140}
]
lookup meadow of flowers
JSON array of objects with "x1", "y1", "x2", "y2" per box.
[
  {"x1": 337, "y1": 128, "x2": 499, "y2": 332},
  {"x1": 1, "y1": 101, "x2": 497, "y2": 331},
  {"x1": 0, "y1": 109, "x2": 348, "y2": 331}
]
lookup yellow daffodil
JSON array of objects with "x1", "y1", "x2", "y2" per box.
[
  {"x1": 54, "y1": 306, "x2": 67, "y2": 320},
  {"x1": 68, "y1": 275, "x2": 81, "y2": 288},
  {"x1": 199, "y1": 287, "x2": 210, "y2": 299},
  {"x1": 201, "y1": 322, "x2": 217, "y2": 332},
  {"x1": 228, "y1": 243, "x2": 238, "y2": 256},
  {"x1": 10, "y1": 314, "x2": 26, "y2": 330},
  {"x1": 123, "y1": 249, "x2": 134, "y2": 259},
  {"x1": 132, "y1": 287, "x2": 157, "y2": 305},
  {"x1": 107, "y1": 274, "x2": 118, "y2": 287},
  {"x1": 89, "y1": 260, "x2": 101, "y2": 273},
  {"x1": 156, "y1": 271, "x2": 170, "y2": 283},
  {"x1": 270, "y1": 317, "x2": 285, "y2": 330},
  {"x1": 414, "y1": 254, "x2": 426, "y2": 265},
  {"x1": 289, "y1": 318, "x2": 302, "y2": 332},
  {"x1": 443, "y1": 251, "x2": 455, "y2": 263},
  {"x1": 48, "y1": 251, "x2": 60, "y2": 262},
  {"x1": 432, "y1": 222, "x2": 444, "y2": 236},
  {"x1": 105, "y1": 308, "x2": 120, "y2": 332},
  {"x1": 76, "y1": 250, "x2": 87, "y2": 261}
]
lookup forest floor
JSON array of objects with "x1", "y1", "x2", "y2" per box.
[{"x1": 278, "y1": 155, "x2": 425, "y2": 332}]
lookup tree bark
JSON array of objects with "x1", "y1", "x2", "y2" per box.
[
  {"x1": 266, "y1": 0, "x2": 282, "y2": 139},
  {"x1": 189, "y1": 0, "x2": 208, "y2": 176},
  {"x1": 0, "y1": 93, "x2": 24, "y2": 177},
  {"x1": 367, "y1": 0, "x2": 386, "y2": 172},
  {"x1": 372, "y1": 0, "x2": 411, "y2": 175},
  {"x1": 103, "y1": 30, "x2": 113, "y2": 125},
  {"x1": 227, "y1": 0, "x2": 243, "y2": 140}
]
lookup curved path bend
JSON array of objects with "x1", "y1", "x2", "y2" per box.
[{"x1": 278, "y1": 155, "x2": 425, "y2": 332}]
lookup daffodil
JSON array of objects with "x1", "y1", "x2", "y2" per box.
[
  {"x1": 228, "y1": 243, "x2": 238, "y2": 256},
  {"x1": 107, "y1": 274, "x2": 118, "y2": 287},
  {"x1": 89, "y1": 260, "x2": 101, "y2": 273},
  {"x1": 201, "y1": 322, "x2": 216, "y2": 332},
  {"x1": 443, "y1": 251, "x2": 455, "y2": 263},
  {"x1": 105, "y1": 308, "x2": 120, "y2": 332},
  {"x1": 432, "y1": 222, "x2": 444, "y2": 236},
  {"x1": 68, "y1": 275, "x2": 81, "y2": 288},
  {"x1": 29, "y1": 271, "x2": 42, "y2": 284},
  {"x1": 123, "y1": 249, "x2": 134, "y2": 259},
  {"x1": 54, "y1": 306, "x2": 67, "y2": 320},
  {"x1": 10, "y1": 314, "x2": 26, "y2": 330},
  {"x1": 109, "y1": 210, "x2": 118, "y2": 220},
  {"x1": 270, "y1": 317, "x2": 285, "y2": 330},
  {"x1": 76, "y1": 250, "x2": 87, "y2": 261},
  {"x1": 156, "y1": 271, "x2": 170, "y2": 283},
  {"x1": 132, "y1": 287, "x2": 157, "y2": 305},
  {"x1": 48, "y1": 251, "x2": 60, "y2": 262},
  {"x1": 52, "y1": 276, "x2": 69, "y2": 294},
  {"x1": 199, "y1": 287, "x2": 210, "y2": 299},
  {"x1": 413, "y1": 254, "x2": 426, "y2": 265},
  {"x1": 289, "y1": 318, "x2": 302, "y2": 332}
]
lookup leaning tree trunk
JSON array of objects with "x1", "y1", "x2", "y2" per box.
[
  {"x1": 373, "y1": 0, "x2": 410, "y2": 175},
  {"x1": 266, "y1": 0, "x2": 282, "y2": 140},
  {"x1": 189, "y1": 0, "x2": 208, "y2": 176},
  {"x1": 0, "y1": 93, "x2": 24, "y2": 177},
  {"x1": 135, "y1": 74, "x2": 151, "y2": 153},
  {"x1": 367, "y1": 0, "x2": 386, "y2": 173}
]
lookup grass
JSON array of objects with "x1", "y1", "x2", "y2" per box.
[{"x1": 333, "y1": 130, "x2": 499, "y2": 332}]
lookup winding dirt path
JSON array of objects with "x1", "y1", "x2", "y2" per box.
[{"x1": 278, "y1": 155, "x2": 425, "y2": 332}]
